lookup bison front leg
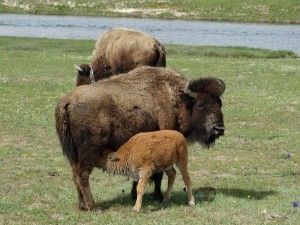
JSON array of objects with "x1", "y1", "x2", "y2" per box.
[
  {"x1": 131, "y1": 181, "x2": 138, "y2": 200},
  {"x1": 72, "y1": 164, "x2": 99, "y2": 211},
  {"x1": 152, "y1": 172, "x2": 164, "y2": 201}
]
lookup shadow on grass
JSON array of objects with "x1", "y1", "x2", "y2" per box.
[
  {"x1": 217, "y1": 187, "x2": 277, "y2": 200},
  {"x1": 98, "y1": 186, "x2": 217, "y2": 211},
  {"x1": 98, "y1": 186, "x2": 277, "y2": 211},
  {"x1": 98, "y1": 192, "x2": 197, "y2": 212}
]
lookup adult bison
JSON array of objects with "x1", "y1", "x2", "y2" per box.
[
  {"x1": 75, "y1": 27, "x2": 166, "y2": 86},
  {"x1": 55, "y1": 66, "x2": 225, "y2": 211}
]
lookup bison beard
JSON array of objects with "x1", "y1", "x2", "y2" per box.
[{"x1": 55, "y1": 66, "x2": 225, "y2": 211}]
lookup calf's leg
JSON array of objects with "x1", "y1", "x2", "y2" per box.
[
  {"x1": 133, "y1": 171, "x2": 151, "y2": 212},
  {"x1": 131, "y1": 172, "x2": 163, "y2": 202},
  {"x1": 163, "y1": 167, "x2": 176, "y2": 202},
  {"x1": 176, "y1": 163, "x2": 195, "y2": 207}
]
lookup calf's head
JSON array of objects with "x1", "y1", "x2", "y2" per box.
[{"x1": 179, "y1": 78, "x2": 225, "y2": 147}]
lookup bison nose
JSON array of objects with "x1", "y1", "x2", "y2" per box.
[{"x1": 213, "y1": 126, "x2": 224, "y2": 136}]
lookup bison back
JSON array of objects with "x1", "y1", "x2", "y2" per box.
[{"x1": 56, "y1": 67, "x2": 186, "y2": 160}]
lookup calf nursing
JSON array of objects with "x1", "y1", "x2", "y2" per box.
[
  {"x1": 102, "y1": 130, "x2": 195, "y2": 212},
  {"x1": 55, "y1": 66, "x2": 225, "y2": 210}
]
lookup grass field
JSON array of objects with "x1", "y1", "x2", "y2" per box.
[
  {"x1": 0, "y1": 0, "x2": 299, "y2": 23},
  {"x1": 0, "y1": 36, "x2": 300, "y2": 224}
]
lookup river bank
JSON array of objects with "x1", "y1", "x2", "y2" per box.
[
  {"x1": 2, "y1": 14, "x2": 299, "y2": 56},
  {"x1": 1, "y1": 0, "x2": 299, "y2": 24}
]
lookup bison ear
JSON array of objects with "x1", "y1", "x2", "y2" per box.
[
  {"x1": 180, "y1": 93, "x2": 195, "y2": 110},
  {"x1": 211, "y1": 78, "x2": 225, "y2": 97},
  {"x1": 191, "y1": 78, "x2": 225, "y2": 97}
]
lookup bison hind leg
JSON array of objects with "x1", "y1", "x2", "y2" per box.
[{"x1": 72, "y1": 163, "x2": 102, "y2": 211}]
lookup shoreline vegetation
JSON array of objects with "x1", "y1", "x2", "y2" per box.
[
  {"x1": 0, "y1": 0, "x2": 299, "y2": 24},
  {"x1": 1, "y1": 36, "x2": 298, "y2": 59}
]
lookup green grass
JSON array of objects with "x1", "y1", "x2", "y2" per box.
[
  {"x1": 0, "y1": 36, "x2": 300, "y2": 224},
  {"x1": 0, "y1": 0, "x2": 299, "y2": 23},
  {"x1": 167, "y1": 45, "x2": 298, "y2": 58}
]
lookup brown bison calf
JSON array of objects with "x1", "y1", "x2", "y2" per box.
[{"x1": 102, "y1": 130, "x2": 195, "y2": 212}]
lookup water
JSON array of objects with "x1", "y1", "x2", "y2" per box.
[{"x1": 1, "y1": 13, "x2": 300, "y2": 55}]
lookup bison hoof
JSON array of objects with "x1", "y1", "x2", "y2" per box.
[
  {"x1": 94, "y1": 206, "x2": 105, "y2": 213},
  {"x1": 188, "y1": 201, "x2": 196, "y2": 207},
  {"x1": 162, "y1": 198, "x2": 169, "y2": 203},
  {"x1": 152, "y1": 192, "x2": 163, "y2": 202},
  {"x1": 77, "y1": 204, "x2": 103, "y2": 212},
  {"x1": 162, "y1": 195, "x2": 171, "y2": 202},
  {"x1": 77, "y1": 203, "x2": 86, "y2": 211},
  {"x1": 133, "y1": 206, "x2": 141, "y2": 212}
]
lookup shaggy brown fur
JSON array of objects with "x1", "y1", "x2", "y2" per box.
[
  {"x1": 76, "y1": 27, "x2": 166, "y2": 86},
  {"x1": 55, "y1": 66, "x2": 225, "y2": 211},
  {"x1": 101, "y1": 130, "x2": 195, "y2": 212}
]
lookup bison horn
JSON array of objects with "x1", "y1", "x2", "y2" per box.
[
  {"x1": 89, "y1": 65, "x2": 96, "y2": 83},
  {"x1": 184, "y1": 79, "x2": 198, "y2": 98},
  {"x1": 74, "y1": 64, "x2": 83, "y2": 72}
]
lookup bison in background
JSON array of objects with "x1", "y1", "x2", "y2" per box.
[
  {"x1": 55, "y1": 66, "x2": 225, "y2": 211},
  {"x1": 76, "y1": 27, "x2": 166, "y2": 86}
]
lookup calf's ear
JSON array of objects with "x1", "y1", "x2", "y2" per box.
[{"x1": 108, "y1": 153, "x2": 118, "y2": 161}]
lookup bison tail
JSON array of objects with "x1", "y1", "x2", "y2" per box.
[
  {"x1": 55, "y1": 103, "x2": 78, "y2": 164},
  {"x1": 154, "y1": 43, "x2": 166, "y2": 67}
]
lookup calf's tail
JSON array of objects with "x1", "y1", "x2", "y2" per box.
[{"x1": 55, "y1": 103, "x2": 77, "y2": 164}]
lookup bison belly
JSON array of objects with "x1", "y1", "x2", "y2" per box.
[{"x1": 107, "y1": 106, "x2": 160, "y2": 150}]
